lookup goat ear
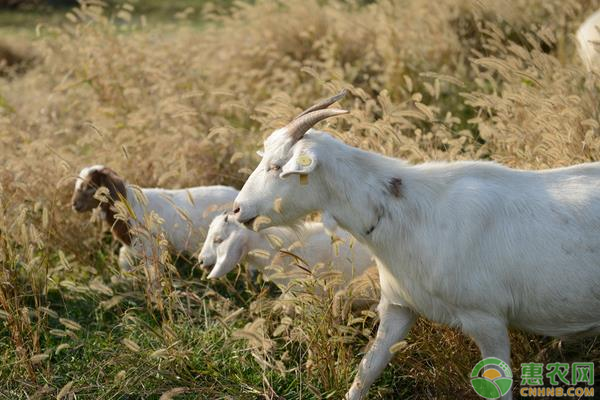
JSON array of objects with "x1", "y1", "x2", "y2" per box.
[{"x1": 280, "y1": 151, "x2": 317, "y2": 178}]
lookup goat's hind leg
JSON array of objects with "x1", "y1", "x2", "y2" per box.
[
  {"x1": 461, "y1": 314, "x2": 513, "y2": 400},
  {"x1": 346, "y1": 301, "x2": 416, "y2": 400}
]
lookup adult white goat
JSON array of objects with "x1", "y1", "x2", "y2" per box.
[
  {"x1": 577, "y1": 9, "x2": 600, "y2": 71},
  {"x1": 71, "y1": 165, "x2": 238, "y2": 270},
  {"x1": 232, "y1": 91, "x2": 600, "y2": 400},
  {"x1": 198, "y1": 212, "x2": 374, "y2": 288}
]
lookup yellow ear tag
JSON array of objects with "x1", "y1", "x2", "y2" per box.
[
  {"x1": 297, "y1": 154, "x2": 312, "y2": 167},
  {"x1": 299, "y1": 175, "x2": 309, "y2": 185}
]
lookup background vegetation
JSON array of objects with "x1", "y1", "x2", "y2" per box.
[{"x1": 1, "y1": 0, "x2": 600, "y2": 398}]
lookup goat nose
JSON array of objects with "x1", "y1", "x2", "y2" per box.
[
  {"x1": 199, "y1": 259, "x2": 204, "y2": 266},
  {"x1": 233, "y1": 203, "x2": 241, "y2": 215}
]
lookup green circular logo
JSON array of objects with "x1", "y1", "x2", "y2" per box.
[{"x1": 470, "y1": 357, "x2": 513, "y2": 399}]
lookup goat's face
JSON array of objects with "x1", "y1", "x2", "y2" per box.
[
  {"x1": 234, "y1": 128, "x2": 325, "y2": 229},
  {"x1": 234, "y1": 90, "x2": 348, "y2": 228},
  {"x1": 198, "y1": 213, "x2": 248, "y2": 279},
  {"x1": 71, "y1": 165, "x2": 124, "y2": 212}
]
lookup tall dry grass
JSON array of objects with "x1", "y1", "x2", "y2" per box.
[{"x1": 1, "y1": 0, "x2": 600, "y2": 398}]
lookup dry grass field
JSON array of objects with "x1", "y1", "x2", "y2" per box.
[{"x1": 1, "y1": 0, "x2": 600, "y2": 398}]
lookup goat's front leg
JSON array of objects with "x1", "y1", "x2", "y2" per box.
[
  {"x1": 461, "y1": 314, "x2": 512, "y2": 400},
  {"x1": 118, "y1": 245, "x2": 135, "y2": 271},
  {"x1": 346, "y1": 301, "x2": 416, "y2": 400},
  {"x1": 131, "y1": 237, "x2": 162, "y2": 294}
]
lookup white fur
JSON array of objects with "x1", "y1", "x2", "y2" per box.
[
  {"x1": 577, "y1": 9, "x2": 600, "y2": 71},
  {"x1": 198, "y1": 214, "x2": 374, "y2": 289},
  {"x1": 124, "y1": 185, "x2": 238, "y2": 259},
  {"x1": 76, "y1": 166, "x2": 239, "y2": 269},
  {"x1": 234, "y1": 127, "x2": 600, "y2": 400},
  {"x1": 75, "y1": 165, "x2": 104, "y2": 191}
]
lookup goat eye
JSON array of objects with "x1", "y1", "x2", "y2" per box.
[
  {"x1": 268, "y1": 164, "x2": 281, "y2": 172},
  {"x1": 213, "y1": 237, "x2": 223, "y2": 244}
]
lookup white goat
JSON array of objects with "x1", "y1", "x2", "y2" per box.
[
  {"x1": 71, "y1": 165, "x2": 238, "y2": 270},
  {"x1": 232, "y1": 91, "x2": 600, "y2": 400},
  {"x1": 197, "y1": 213, "x2": 374, "y2": 290},
  {"x1": 577, "y1": 9, "x2": 600, "y2": 71}
]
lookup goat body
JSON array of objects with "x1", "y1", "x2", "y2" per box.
[
  {"x1": 72, "y1": 166, "x2": 238, "y2": 269},
  {"x1": 199, "y1": 214, "x2": 374, "y2": 287},
  {"x1": 125, "y1": 186, "x2": 238, "y2": 260},
  {"x1": 315, "y1": 136, "x2": 600, "y2": 337}
]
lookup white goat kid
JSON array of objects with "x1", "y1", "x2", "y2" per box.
[
  {"x1": 71, "y1": 165, "x2": 238, "y2": 270},
  {"x1": 198, "y1": 213, "x2": 373, "y2": 290},
  {"x1": 577, "y1": 9, "x2": 600, "y2": 71},
  {"x1": 233, "y1": 91, "x2": 600, "y2": 400}
]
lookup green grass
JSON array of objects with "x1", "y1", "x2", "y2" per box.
[
  {"x1": 0, "y1": 268, "x2": 269, "y2": 399},
  {"x1": 0, "y1": 0, "x2": 235, "y2": 35},
  {"x1": 0, "y1": 266, "x2": 371, "y2": 399},
  {"x1": 0, "y1": 10, "x2": 62, "y2": 28},
  {"x1": 0, "y1": 242, "x2": 362, "y2": 399}
]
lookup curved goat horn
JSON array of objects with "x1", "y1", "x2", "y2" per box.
[
  {"x1": 294, "y1": 89, "x2": 349, "y2": 120},
  {"x1": 286, "y1": 108, "x2": 349, "y2": 142}
]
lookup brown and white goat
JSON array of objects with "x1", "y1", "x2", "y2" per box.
[{"x1": 72, "y1": 165, "x2": 238, "y2": 270}]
